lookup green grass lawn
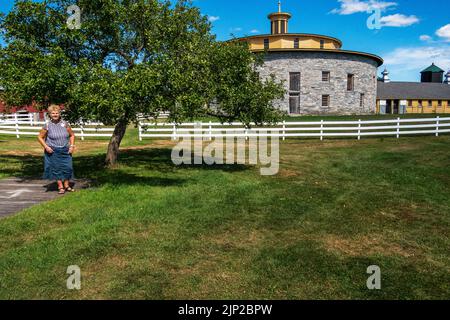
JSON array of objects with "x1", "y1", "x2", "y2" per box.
[{"x1": 0, "y1": 126, "x2": 449, "y2": 299}]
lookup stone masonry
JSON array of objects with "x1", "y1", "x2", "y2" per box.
[{"x1": 257, "y1": 51, "x2": 379, "y2": 115}]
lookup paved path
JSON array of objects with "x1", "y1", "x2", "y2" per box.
[{"x1": 0, "y1": 178, "x2": 90, "y2": 218}]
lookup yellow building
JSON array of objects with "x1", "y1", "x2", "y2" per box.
[
  {"x1": 377, "y1": 66, "x2": 450, "y2": 114},
  {"x1": 238, "y1": 7, "x2": 342, "y2": 52},
  {"x1": 232, "y1": 1, "x2": 383, "y2": 115}
]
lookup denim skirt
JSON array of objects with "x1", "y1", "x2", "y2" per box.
[{"x1": 43, "y1": 146, "x2": 74, "y2": 180}]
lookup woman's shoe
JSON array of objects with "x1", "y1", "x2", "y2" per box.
[
  {"x1": 58, "y1": 188, "x2": 66, "y2": 194},
  {"x1": 65, "y1": 187, "x2": 75, "y2": 192}
]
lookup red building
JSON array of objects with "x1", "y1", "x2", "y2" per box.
[{"x1": 0, "y1": 100, "x2": 54, "y2": 121}]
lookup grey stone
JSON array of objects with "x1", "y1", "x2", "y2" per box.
[{"x1": 257, "y1": 51, "x2": 379, "y2": 115}]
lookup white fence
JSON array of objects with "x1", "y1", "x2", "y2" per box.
[
  {"x1": 0, "y1": 113, "x2": 40, "y2": 125},
  {"x1": 0, "y1": 120, "x2": 114, "y2": 140},
  {"x1": 2, "y1": 115, "x2": 450, "y2": 141},
  {"x1": 139, "y1": 117, "x2": 450, "y2": 141}
]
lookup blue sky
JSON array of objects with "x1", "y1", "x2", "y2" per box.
[
  {"x1": 1, "y1": 0, "x2": 450, "y2": 81},
  {"x1": 197, "y1": 0, "x2": 450, "y2": 82}
]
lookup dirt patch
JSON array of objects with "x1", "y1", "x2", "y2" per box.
[
  {"x1": 278, "y1": 168, "x2": 301, "y2": 178},
  {"x1": 322, "y1": 234, "x2": 419, "y2": 258}
]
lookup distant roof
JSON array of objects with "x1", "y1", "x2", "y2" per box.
[
  {"x1": 377, "y1": 81, "x2": 450, "y2": 100},
  {"x1": 421, "y1": 63, "x2": 445, "y2": 73}
]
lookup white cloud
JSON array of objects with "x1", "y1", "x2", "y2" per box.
[
  {"x1": 250, "y1": 29, "x2": 260, "y2": 34},
  {"x1": 384, "y1": 46, "x2": 450, "y2": 71},
  {"x1": 382, "y1": 45, "x2": 450, "y2": 81},
  {"x1": 420, "y1": 35, "x2": 432, "y2": 42},
  {"x1": 436, "y1": 24, "x2": 450, "y2": 41},
  {"x1": 380, "y1": 14, "x2": 419, "y2": 27},
  {"x1": 208, "y1": 15, "x2": 220, "y2": 23},
  {"x1": 331, "y1": 0, "x2": 397, "y2": 15}
]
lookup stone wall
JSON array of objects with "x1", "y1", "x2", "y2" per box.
[{"x1": 256, "y1": 51, "x2": 379, "y2": 115}]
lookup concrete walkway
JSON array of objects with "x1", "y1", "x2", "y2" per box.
[{"x1": 0, "y1": 178, "x2": 90, "y2": 218}]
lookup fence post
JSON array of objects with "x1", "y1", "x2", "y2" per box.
[
  {"x1": 29, "y1": 113, "x2": 33, "y2": 126},
  {"x1": 138, "y1": 121, "x2": 143, "y2": 141},
  {"x1": 282, "y1": 120, "x2": 286, "y2": 141},
  {"x1": 209, "y1": 121, "x2": 212, "y2": 141},
  {"x1": 358, "y1": 119, "x2": 361, "y2": 141},
  {"x1": 172, "y1": 123, "x2": 177, "y2": 141},
  {"x1": 15, "y1": 114, "x2": 20, "y2": 139},
  {"x1": 397, "y1": 117, "x2": 400, "y2": 139},
  {"x1": 80, "y1": 121, "x2": 85, "y2": 141},
  {"x1": 436, "y1": 116, "x2": 440, "y2": 137},
  {"x1": 320, "y1": 120, "x2": 324, "y2": 141}
]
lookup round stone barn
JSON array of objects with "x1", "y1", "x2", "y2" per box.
[{"x1": 234, "y1": 3, "x2": 383, "y2": 115}]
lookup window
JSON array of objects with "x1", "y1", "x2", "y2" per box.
[
  {"x1": 281, "y1": 21, "x2": 286, "y2": 34},
  {"x1": 322, "y1": 95, "x2": 330, "y2": 107},
  {"x1": 347, "y1": 74, "x2": 354, "y2": 91},
  {"x1": 289, "y1": 72, "x2": 301, "y2": 91},
  {"x1": 418, "y1": 100, "x2": 423, "y2": 107},
  {"x1": 271, "y1": 22, "x2": 274, "y2": 34},
  {"x1": 428, "y1": 100, "x2": 433, "y2": 107},
  {"x1": 289, "y1": 94, "x2": 300, "y2": 114},
  {"x1": 438, "y1": 100, "x2": 442, "y2": 107},
  {"x1": 360, "y1": 93, "x2": 365, "y2": 108},
  {"x1": 408, "y1": 100, "x2": 413, "y2": 107},
  {"x1": 275, "y1": 21, "x2": 279, "y2": 34},
  {"x1": 289, "y1": 72, "x2": 301, "y2": 114},
  {"x1": 264, "y1": 38, "x2": 269, "y2": 50},
  {"x1": 294, "y1": 38, "x2": 299, "y2": 49},
  {"x1": 322, "y1": 71, "x2": 330, "y2": 82},
  {"x1": 320, "y1": 40, "x2": 325, "y2": 49}
]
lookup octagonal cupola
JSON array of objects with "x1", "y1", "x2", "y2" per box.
[{"x1": 268, "y1": 1, "x2": 291, "y2": 34}]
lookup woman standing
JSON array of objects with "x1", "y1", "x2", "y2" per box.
[{"x1": 38, "y1": 105, "x2": 76, "y2": 194}]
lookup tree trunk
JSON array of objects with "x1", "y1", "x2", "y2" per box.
[{"x1": 105, "y1": 118, "x2": 128, "y2": 167}]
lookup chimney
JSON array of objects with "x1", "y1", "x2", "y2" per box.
[{"x1": 381, "y1": 68, "x2": 390, "y2": 83}]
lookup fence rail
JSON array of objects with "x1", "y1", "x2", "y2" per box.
[
  {"x1": 0, "y1": 121, "x2": 114, "y2": 140},
  {"x1": 139, "y1": 117, "x2": 450, "y2": 141},
  {"x1": 2, "y1": 114, "x2": 450, "y2": 141}
]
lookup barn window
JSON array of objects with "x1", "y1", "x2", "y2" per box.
[
  {"x1": 360, "y1": 93, "x2": 365, "y2": 108},
  {"x1": 294, "y1": 38, "x2": 299, "y2": 49},
  {"x1": 264, "y1": 38, "x2": 269, "y2": 50},
  {"x1": 322, "y1": 71, "x2": 330, "y2": 82},
  {"x1": 289, "y1": 72, "x2": 301, "y2": 92},
  {"x1": 320, "y1": 40, "x2": 325, "y2": 49},
  {"x1": 275, "y1": 21, "x2": 279, "y2": 34},
  {"x1": 281, "y1": 21, "x2": 286, "y2": 34},
  {"x1": 322, "y1": 95, "x2": 330, "y2": 107},
  {"x1": 408, "y1": 100, "x2": 413, "y2": 107},
  {"x1": 347, "y1": 74, "x2": 354, "y2": 91}
]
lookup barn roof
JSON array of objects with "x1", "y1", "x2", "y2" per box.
[
  {"x1": 377, "y1": 81, "x2": 450, "y2": 100},
  {"x1": 421, "y1": 63, "x2": 445, "y2": 73}
]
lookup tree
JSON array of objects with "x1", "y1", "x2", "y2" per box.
[{"x1": 0, "y1": 0, "x2": 285, "y2": 166}]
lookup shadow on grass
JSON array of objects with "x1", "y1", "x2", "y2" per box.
[{"x1": 0, "y1": 147, "x2": 250, "y2": 188}]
